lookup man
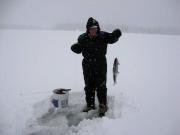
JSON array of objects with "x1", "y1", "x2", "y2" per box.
[{"x1": 71, "y1": 17, "x2": 121, "y2": 117}]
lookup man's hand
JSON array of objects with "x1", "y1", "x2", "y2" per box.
[{"x1": 112, "y1": 29, "x2": 122, "y2": 38}]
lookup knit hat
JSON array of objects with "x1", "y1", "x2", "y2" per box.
[{"x1": 86, "y1": 17, "x2": 100, "y2": 33}]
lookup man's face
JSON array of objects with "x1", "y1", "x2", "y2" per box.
[{"x1": 89, "y1": 27, "x2": 98, "y2": 37}]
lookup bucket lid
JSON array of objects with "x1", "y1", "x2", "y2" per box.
[{"x1": 53, "y1": 88, "x2": 71, "y2": 94}]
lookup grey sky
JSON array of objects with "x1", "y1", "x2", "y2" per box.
[{"x1": 0, "y1": 0, "x2": 180, "y2": 30}]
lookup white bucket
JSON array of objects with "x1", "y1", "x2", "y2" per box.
[{"x1": 51, "y1": 88, "x2": 71, "y2": 108}]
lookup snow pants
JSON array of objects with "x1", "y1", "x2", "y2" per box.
[{"x1": 82, "y1": 57, "x2": 107, "y2": 107}]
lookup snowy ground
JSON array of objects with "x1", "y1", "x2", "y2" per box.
[{"x1": 0, "y1": 30, "x2": 180, "y2": 135}]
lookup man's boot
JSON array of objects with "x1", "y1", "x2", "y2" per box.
[
  {"x1": 82, "y1": 104, "x2": 96, "y2": 112},
  {"x1": 98, "y1": 104, "x2": 108, "y2": 117},
  {"x1": 83, "y1": 87, "x2": 96, "y2": 112}
]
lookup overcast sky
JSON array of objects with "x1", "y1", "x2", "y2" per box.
[{"x1": 0, "y1": 0, "x2": 180, "y2": 30}]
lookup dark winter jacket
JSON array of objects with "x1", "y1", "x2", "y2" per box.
[{"x1": 71, "y1": 17, "x2": 122, "y2": 60}]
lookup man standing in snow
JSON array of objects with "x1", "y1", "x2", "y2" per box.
[{"x1": 71, "y1": 17, "x2": 121, "y2": 117}]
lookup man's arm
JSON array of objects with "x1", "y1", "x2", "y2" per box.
[
  {"x1": 71, "y1": 34, "x2": 85, "y2": 54},
  {"x1": 104, "y1": 29, "x2": 122, "y2": 44},
  {"x1": 71, "y1": 42, "x2": 83, "y2": 54}
]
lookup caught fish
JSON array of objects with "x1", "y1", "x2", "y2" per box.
[{"x1": 113, "y1": 57, "x2": 120, "y2": 85}]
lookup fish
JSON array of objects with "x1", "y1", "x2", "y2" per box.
[{"x1": 113, "y1": 57, "x2": 120, "y2": 85}]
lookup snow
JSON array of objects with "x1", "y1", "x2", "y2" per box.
[{"x1": 0, "y1": 29, "x2": 180, "y2": 135}]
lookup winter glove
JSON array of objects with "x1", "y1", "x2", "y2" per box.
[
  {"x1": 71, "y1": 43, "x2": 83, "y2": 54},
  {"x1": 112, "y1": 29, "x2": 121, "y2": 38}
]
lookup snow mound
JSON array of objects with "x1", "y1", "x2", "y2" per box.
[{"x1": 24, "y1": 92, "x2": 124, "y2": 135}]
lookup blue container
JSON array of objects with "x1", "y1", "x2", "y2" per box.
[
  {"x1": 52, "y1": 99, "x2": 59, "y2": 107},
  {"x1": 51, "y1": 88, "x2": 71, "y2": 108}
]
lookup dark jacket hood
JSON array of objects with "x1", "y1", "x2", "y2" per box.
[{"x1": 86, "y1": 17, "x2": 100, "y2": 34}]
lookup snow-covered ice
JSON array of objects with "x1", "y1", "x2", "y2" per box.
[{"x1": 0, "y1": 30, "x2": 180, "y2": 135}]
